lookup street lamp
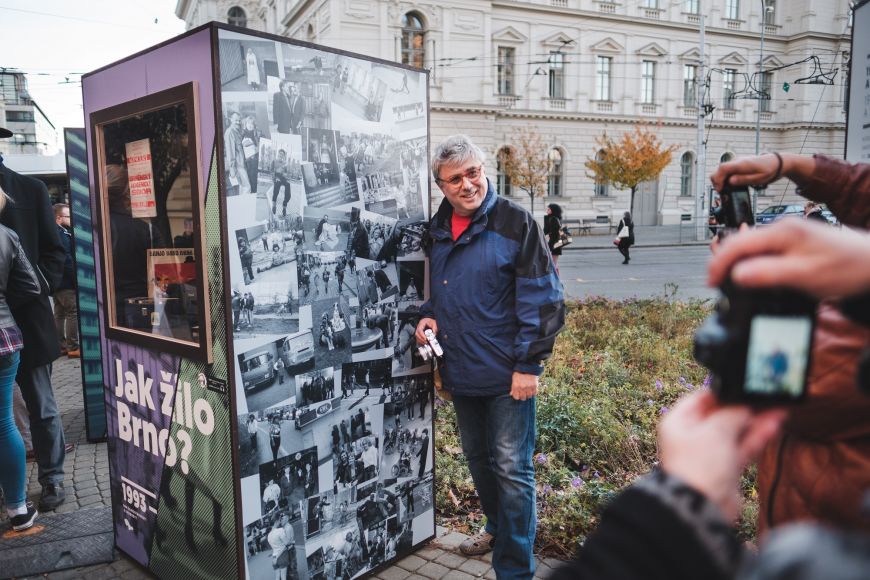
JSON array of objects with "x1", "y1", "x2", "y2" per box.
[{"x1": 754, "y1": 1, "x2": 774, "y2": 213}]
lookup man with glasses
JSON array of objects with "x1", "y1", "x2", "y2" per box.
[{"x1": 416, "y1": 134, "x2": 564, "y2": 579}]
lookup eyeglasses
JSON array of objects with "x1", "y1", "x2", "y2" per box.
[{"x1": 436, "y1": 165, "x2": 482, "y2": 187}]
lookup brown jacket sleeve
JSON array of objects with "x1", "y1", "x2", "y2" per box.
[{"x1": 793, "y1": 154, "x2": 870, "y2": 228}]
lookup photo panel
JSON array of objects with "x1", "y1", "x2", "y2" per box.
[
  {"x1": 349, "y1": 133, "x2": 426, "y2": 223},
  {"x1": 398, "y1": 474, "x2": 434, "y2": 527},
  {"x1": 302, "y1": 128, "x2": 360, "y2": 207},
  {"x1": 314, "y1": 524, "x2": 367, "y2": 580},
  {"x1": 355, "y1": 259, "x2": 399, "y2": 307},
  {"x1": 393, "y1": 305, "x2": 427, "y2": 375},
  {"x1": 263, "y1": 132, "x2": 305, "y2": 221},
  {"x1": 243, "y1": 505, "x2": 304, "y2": 580},
  {"x1": 311, "y1": 295, "x2": 352, "y2": 367},
  {"x1": 331, "y1": 56, "x2": 388, "y2": 123},
  {"x1": 381, "y1": 376, "x2": 432, "y2": 481},
  {"x1": 218, "y1": 33, "x2": 279, "y2": 93},
  {"x1": 302, "y1": 206, "x2": 352, "y2": 253},
  {"x1": 237, "y1": 336, "x2": 298, "y2": 414},
  {"x1": 340, "y1": 357, "x2": 392, "y2": 402},
  {"x1": 349, "y1": 301, "x2": 397, "y2": 356},
  {"x1": 221, "y1": 100, "x2": 273, "y2": 204},
  {"x1": 347, "y1": 207, "x2": 400, "y2": 263},
  {"x1": 395, "y1": 220, "x2": 427, "y2": 259},
  {"x1": 297, "y1": 250, "x2": 355, "y2": 306},
  {"x1": 280, "y1": 45, "x2": 336, "y2": 130},
  {"x1": 295, "y1": 366, "x2": 337, "y2": 408},
  {"x1": 259, "y1": 446, "x2": 320, "y2": 516},
  {"x1": 397, "y1": 259, "x2": 426, "y2": 303}
]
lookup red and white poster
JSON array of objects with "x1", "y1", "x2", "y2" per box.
[{"x1": 125, "y1": 138, "x2": 157, "y2": 218}]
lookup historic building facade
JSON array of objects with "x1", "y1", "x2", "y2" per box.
[{"x1": 176, "y1": 0, "x2": 852, "y2": 224}]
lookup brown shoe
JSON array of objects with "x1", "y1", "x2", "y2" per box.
[
  {"x1": 67, "y1": 349, "x2": 81, "y2": 358},
  {"x1": 459, "y1": 530, "x2": 495, "y2": 556}
]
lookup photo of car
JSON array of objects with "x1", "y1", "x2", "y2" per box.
[
  {"x1": 755, "y1": 204, "x2": 804, "y2": 225},
  {"x1": 240, "y1": 351, "x2": 276, "y2": 392}
]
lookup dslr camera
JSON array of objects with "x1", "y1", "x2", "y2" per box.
[
  {"x1": 417, "y1": 328, "x2": 444, "y2": 363},
  {"x1": 694, "y1": 280, "x2": 817, "y2": 404}
]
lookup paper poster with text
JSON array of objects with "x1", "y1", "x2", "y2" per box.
[{"x1": 125, "y1": 138, "x2": 158, "y2": 218}]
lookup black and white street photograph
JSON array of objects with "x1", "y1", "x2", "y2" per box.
[
  {"x1": 303, "y1": 207, "x2": 351, "y2": 253},
  {"x1": 219, "y1": 34, "x2": 279, "y2": 92},
  {"x1": 259, "y1": 446, "x2": 321, "y2": 516},
  {"x1": 396, "y1": 474, "x2": 434, "y2": 524},
  {"x1": 392, "y1": 307, "x2": 426, "y2": 375},
  {"x1": 244, "y1": 506, "x2": 305, "y2": 580},
  {"x1": 239, "y1": 402, "x2": 308, "y2": 477},
  {"x1": 330, "y1": 57, "x2": 388, "y2": 122},
  {"x1": 396, "y1": 260, "x2": 425, "y2": 303},
  {"x1": 236, "y1": 334, "x2": 304, "y2": 414},
  {"x1": 346, "y1": 207, "x2": 400, "y2": 262},
  {"x1": 395, "y1": 221, "x2": 427, "y2": 258},
  {"x1": 263, "y1": 132, "x2": 305, "y2": 220},
  {"x1": 295, "y1": 366, "x2": 337, "y2": 408},
  {"x1": 296, "y1": 250, "x2": 356, "y2": 305},
  {"x1": 303, "y1": 128, "x2": 359, "y2": 207},
  {"x1": 381, "y1": 382, "x2": 431, "y2": 480},
  {"x1": 356, "y1": 260, "x2": 399, "y2": 307},
  {"x1": 340, "y1": 357, "x2": 392, "y2": 400},
  {"x1": 311, "y1": 296, "x2": 352, "y2": 367},
  {"x1": 350, "y1": 301, "x2": 397, "y2": 354}
]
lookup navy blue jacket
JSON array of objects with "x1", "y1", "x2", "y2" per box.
[
  {"x1": 56, "y1": 224, "x2": 76, "y2": 290},
  {"x1": 420, "y1": 180, "x2": 565, "y2": 396}
]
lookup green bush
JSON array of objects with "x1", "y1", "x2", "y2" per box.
[{"x1": 433, "y1": 295, "x2": 758, "y2": 556}]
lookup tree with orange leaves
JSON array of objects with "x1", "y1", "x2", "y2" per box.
[
  {"x1": 497, "y1": 127, "x2": 551, "y2": 217},
  {"x1": 585, "y1": 125, "x2": 678, "y2": 215}
]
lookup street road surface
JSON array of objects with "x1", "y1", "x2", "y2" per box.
[{"x1": 558, "y1": 245, "x2": 717, "y2": 302}]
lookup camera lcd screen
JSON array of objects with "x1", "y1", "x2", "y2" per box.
[
  {"x1": 722, "y1": 187, "x2": 755, "y2": 228},
  {"x1": 743, "y1": 314, "x2": 813, "y2": 398}
]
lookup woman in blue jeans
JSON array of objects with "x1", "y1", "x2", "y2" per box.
[{"x1": 0, "y1": 185, "x2": 43, "y2": 531}]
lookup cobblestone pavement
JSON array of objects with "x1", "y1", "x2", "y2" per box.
[{"x1": 3, "y1": 356, "x2": 564, "y2": 579}]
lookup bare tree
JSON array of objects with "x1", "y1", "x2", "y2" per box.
[{"x1": 498, "y1": 127, "x2": 551, "y2": 216}]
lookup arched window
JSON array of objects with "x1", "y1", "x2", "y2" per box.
[
  {"x1": 720, "y1": 152, "x2": 734, "y2": 164},
  {"x1": 227, "y1": 6, "x2": 247, "y2": 28},
  {"x1": 593, "y1": 149, "x2": 609, "y2": 197},
  {"x1": 307, "y1": 24, "x2": 315, "y2": 43},
  {"x1": 401, "y1": 12, "x2": 425, "y2": 68},
  {"x1": 496, "y1": 147, "x2": 513, "y2": 196},
  {"x1": 548, "y1": 148, "x2": 563, "y2": 197},
  {"x1": 680, "y1": 151, "x2": 694, "y2": 197}
]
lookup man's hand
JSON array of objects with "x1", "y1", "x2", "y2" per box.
[
  {"x1": 708, "y1": 219, "x2": 870, "y2": 299},
  {"x1": 710, "y1": 153, "x2": 783, "y2": 191},
  {"x1": 415, "y1": 317, "x2": 438, "y2": 345},
  {"x1": 658, "y1": 391, "x2": 786, "y2": 521},
  {"x1": 510, "y1": 372, "x2": 538, "y2": 401}
]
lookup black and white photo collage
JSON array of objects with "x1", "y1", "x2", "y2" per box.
[{"x1": 218, "y1": 30, "x2": 433, "y2": 580}]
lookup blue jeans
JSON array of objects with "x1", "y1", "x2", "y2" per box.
[
  {"x1": 453, "y1": 393, "x2": 536, "y2": 580},
  {"x1": 18, "y1": 362, "x2": 65, "y2": 485},
  {"x1": 0, "y1": 351, "x2": 26, "y2": 509}
]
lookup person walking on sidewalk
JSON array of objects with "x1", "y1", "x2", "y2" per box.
[
  {"x1": 0, "y1": 135, "x2": 69, "y2": 512},
  {"x1": 53, "y1": 204, "x2": 79, "y2": 358},
  {"x1": 0, "y1": 183, "x2": 43, "y2": 531},
  {"x1": 614, "y1": 211, "x2": 635, "y2": 264},
  {"x1": 544, "y1": 203, "x2": 564, "y2": 270},
  {"x1": 416, "y1": 135, "x2": 565, "y2": 579}
]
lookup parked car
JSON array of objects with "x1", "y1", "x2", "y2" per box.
[
  {"x1": 755, "y1": 204, "x2": 804, "y2": 225},
  {"x1": 240, "y1": 351, "x2": 275, "y2": 391}
]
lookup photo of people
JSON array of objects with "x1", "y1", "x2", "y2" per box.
[
  {"x1": 397, "y1": 260, "x2": 425, "y2": 303},
  {"x1": 310, "y1": 296, "x2": 352, "y2": 368},
  {"x1": 356, "y1": 260, "x2": 399, "y2": 306},
  {"x1": 219, "y1": 29, "x2": 434, "y2": 579},
  {"x1": 744, "y1": 315, "x2": 813, "y2": 396},
  {"x1": 330, "y1": 57, "x2": 388, "y2": 122},
  {"x1": 218, "y1": 35, "x2": 278, "y2": 92}
]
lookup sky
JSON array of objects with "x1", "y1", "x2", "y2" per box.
[{"x1": 1, "y1": 0, "x2": 186, "y2": 135}]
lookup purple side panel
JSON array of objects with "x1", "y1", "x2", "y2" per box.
[{"x1": 81, "y1": 28, "x2": 218, "y2": 568}]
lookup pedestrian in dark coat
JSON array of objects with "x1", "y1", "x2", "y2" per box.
[
  {"x1": 0, "y1": 148, "x2": 68, "y2": 511},
  {"x1": 416, "y1": 428, "x2": 429, "y2": 477},
  {"x1": 544, "y1": 203, "x2": 564, "y2": 267},
  {"x1": 615, "y1": 211, "x2": 635, "y2": 264}
]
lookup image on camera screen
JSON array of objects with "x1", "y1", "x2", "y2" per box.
[{"x1": 744, "y1": 315, "x2": 812, "y2": 397}]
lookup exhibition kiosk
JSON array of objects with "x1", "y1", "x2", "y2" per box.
[{"x1": 81, "y1": 22, "x2": 433, "y2": 579}]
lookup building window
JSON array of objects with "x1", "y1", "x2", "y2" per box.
[
  {"x1": 497, "y1": 47, "x2": 515, "y2": 95},
  {"x1": 593, "y1": 150, "x2": 609, "y2": 197},
  {"x1": 758, "y1": 71, "x2": 772, "y2": 112},
  {"x1": 680, "y1": 152, "x2": 694, "y2": 197},
  {"x1": 549, "y1": 52, "x2": 564, "y2": 99},
  {"x1": 763, "y1": 0, "x2": 776, "y2": 25},
  {"x1": 685, "y1": 0, "x2": 699, "y2": 14},
  {"x1": 496, "y1": 147, "x2": 513, "y2": 196},
  {"x1": 401, "y1": 12, "x2": 425, "y2": 68},
  {"x1": 641, "y1": 60, "x2": 656, "y2": 104},
  {"x1": 725, "y1": 0, "x2": 739, "y2": 20},
  {"x1": 227, "y1": 6, "x2": 247, "y2": 27},
  {"x1": 683, "y1": 64, "x2": 697, "y2": 107},
  {"x1": 641, "y1": 0, "x2": 658, "y2": 7},
  {"x1": 5, "y1": 110, "x2": 34, "y2": 122},
  {"x1": 723, "y1": 68, "x2": 736, "y2": 109},
  {"x1": 548, "y1": 149, "x2": 563, "y2": 197},
  {"x1": 595, "y1": 56, "x2": 612, "y2": 101}
]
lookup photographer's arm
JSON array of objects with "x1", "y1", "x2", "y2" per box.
[{"x1": 708, "y1": 220, "x2": 870, "y2": 300}]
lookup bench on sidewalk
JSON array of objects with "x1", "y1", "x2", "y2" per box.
[{"x1": 564, "y1": 216, "x2": 613, "y2": 236}]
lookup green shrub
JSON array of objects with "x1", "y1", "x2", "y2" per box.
[{"x1": 433, "y1": 295, "x2": 761, "y2": 557}]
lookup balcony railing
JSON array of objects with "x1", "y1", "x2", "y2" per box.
[
  {"x1": 643, "y1": 8, "x2": 663, "y2": 19},
  {"x1": 722, "y1": 110, "x2": 736, "y2": 120},
  {"x1": 640, "y1": 103, "x2": 658, "y2": 114},
  {"x1": 596, "y1": 101, "x2": 613, "y2": 112},
  {"x1": 547, "y1": 98, "x2": 567, "y2": 110},
  {"x1": 597, "y1": 2, "x2": 617, "y2": 14},
  {"x1": 551, "y1": 0, "x2": 568, "y2": 7},
  {"x1": 725, "y1": 19, "x2": 742, "y2": 30},
  {"x1": 498, "y1": 95, "x2": 519, "y2": 107}
]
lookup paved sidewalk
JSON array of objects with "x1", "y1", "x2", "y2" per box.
[
  {"x1": 564, "y1": 224, "x2": 713, "y2": 250},
  {"x1": 4, "y1": 356, "x2": 565, "y2": 579}
]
